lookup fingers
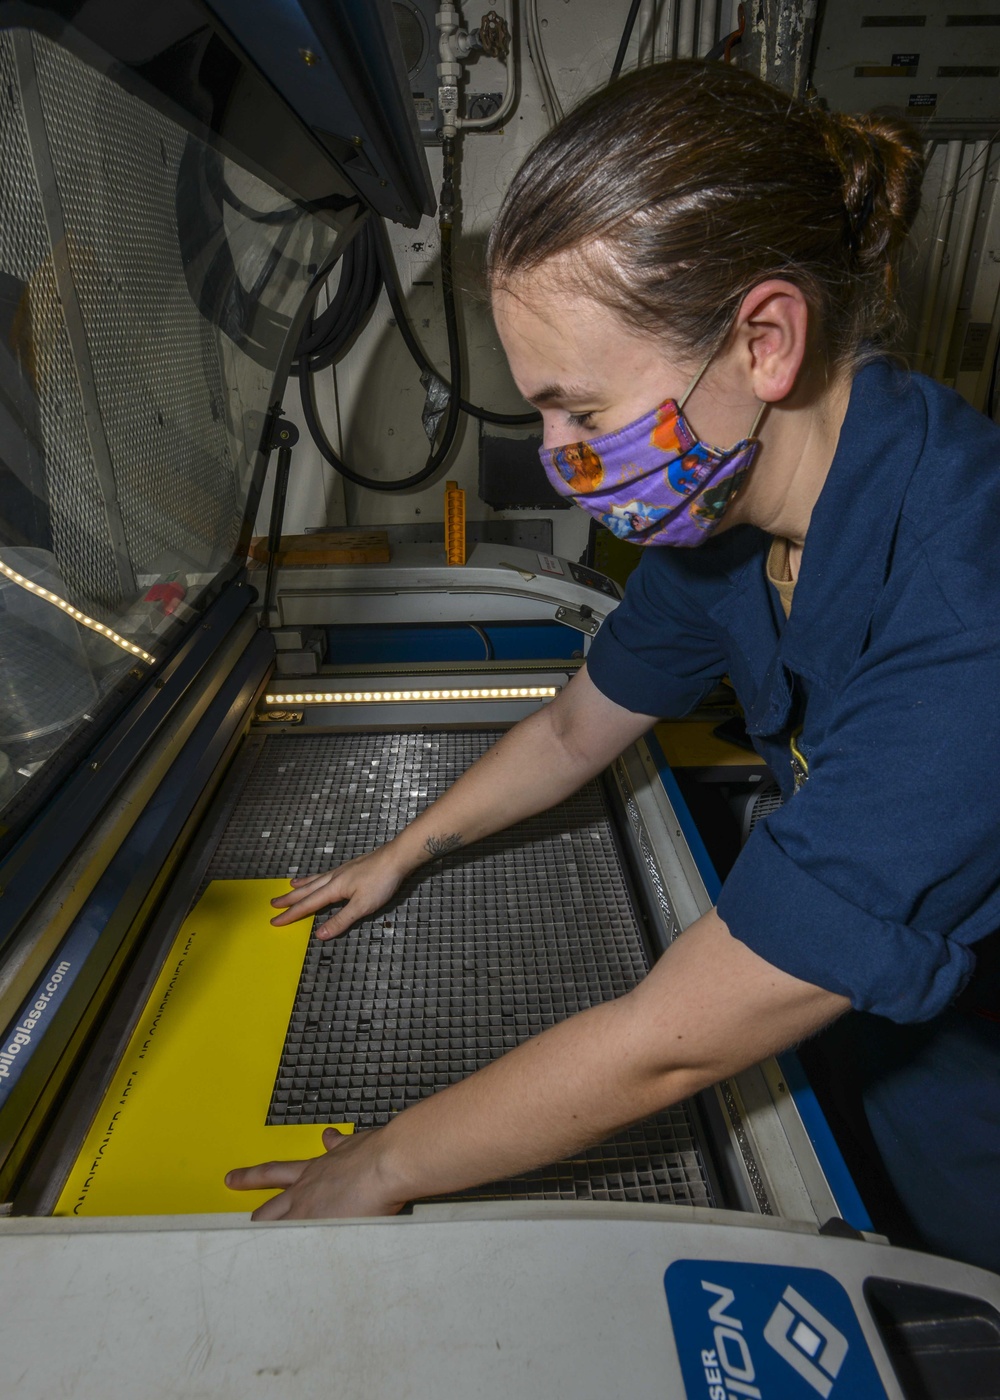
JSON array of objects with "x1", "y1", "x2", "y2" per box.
[
  {"x1": 270, "y1": 882, "x2": 345, "y2": 926},
  {"x1": 314, "y1": 900, "x2": 367, "y2": 941},
  {"x1": 270, "y1": 871, "x2": 333, "y2": 912},
  {"x1": 270, "y1": 898, "x2": 343, "y2": 928},
  {"x1": 321, "y1": 1126, "x2": 354, "y2": 1150},
  {"x1": 225, "y1": 1159, "x2": 310, "y2": 1192},
  {"x1": 251, "y1": 1194, "x2": 291, "y2": 1222},
  {"x1": 279, "y1": 872, "x2": 332, "y2": 899},
  {"x1": 226, "y1": 1131, "x2": 398, "y2": 1220},
  {"x1": 225, "y1": 1160, "x2": 310, "y2": 1221},
  {"x1": 288, "y1": 874, "x2": 323, "y2": 889}
]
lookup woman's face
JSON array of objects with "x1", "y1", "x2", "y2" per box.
[{"x1": 492, "y1": 268, "x2": 752, "y2": 452}]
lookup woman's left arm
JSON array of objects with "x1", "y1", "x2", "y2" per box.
[{"x1": 226, "y1": 909, "x2": 850, "y2": 1220}]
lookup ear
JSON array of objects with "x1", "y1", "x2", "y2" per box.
[{"x1": 732, "y1": 279, "x2": 810, "y2": 403}]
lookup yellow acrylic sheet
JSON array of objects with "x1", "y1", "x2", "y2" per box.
[{"x1": 54, "y1": 879, "x2": 352, "y2": 1216}]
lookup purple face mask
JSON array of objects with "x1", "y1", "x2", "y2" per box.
[{"x1": 539, "y1": 376, "x2": 765, "y2": 548}]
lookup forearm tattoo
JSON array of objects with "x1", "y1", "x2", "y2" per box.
[{"x1": 424, "y1": 832, "x2": 464, "y2": 858}]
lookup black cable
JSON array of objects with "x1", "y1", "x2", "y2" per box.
[
  {"x1": 306, "y1": 240, "x2": 381, "y2": 371},
  {"x1": 295, "y1": 219, "x2": 383, "y2": 370},
  {"x1": 296, "y1": 236, "x2": 361, "y2": 358},
  {"x1": 609, "y1": 0, "x2": 644, "y2": 84},
  {"x1": 299, "y1": 350, "x2": 460, "y2": 491},
  {"x1": 298, "y1": 203, "x2": 464, "y2": 491},
  {"x1": 294, "y1": 145, "x2": 540, "y2": 487},
  {"x1": 296, "y1": 215, "x2": 537, "y2": 431},
  {"x1": 372, "y1": 218, "x2": 540, "y2": 426}
]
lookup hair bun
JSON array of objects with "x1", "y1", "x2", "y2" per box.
[{"x1": 823, "y1": 110, "x2": 925, "y2": 270}]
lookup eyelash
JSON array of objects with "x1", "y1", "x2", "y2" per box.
[{"x1": 566, "y1": 411, "x2": 597, "y2": 430}]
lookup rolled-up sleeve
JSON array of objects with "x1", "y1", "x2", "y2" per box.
[
  {"x1": 719, "y1": 826, "x2": 977, "y2": 1020},
  {"x1": 718, "y1": 553, "x2": 1000, "y2": 1023}
]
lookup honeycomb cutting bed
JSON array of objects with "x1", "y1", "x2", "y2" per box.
[{"x1": 204, "y1": 731, "x2": 714, "y2": 1207}]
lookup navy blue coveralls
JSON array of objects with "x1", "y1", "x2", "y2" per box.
[{"x1": 586, "y1": 359, "x2": 1000, "y2": 1273}]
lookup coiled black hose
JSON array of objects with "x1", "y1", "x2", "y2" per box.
[{"x1": 299, "y1": 206, "x2": 464, "y2": 491}]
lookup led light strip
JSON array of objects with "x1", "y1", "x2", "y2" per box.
[
  {"x1": 0, "y1": 559, "x2": 154, "y2": 663},
  {"x1": 264, "y1": 686, "x2": 559, "y2": 705}
]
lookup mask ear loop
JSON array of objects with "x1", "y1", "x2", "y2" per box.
[
  {"x1": 678, "y1": 356, "x2": 712, "y2": 412},
  {"x1": 748, "y1": 399, "x2": 767, "y2": 438},
  {"x1": 679, "y1": 358, "x2": 768, "y2": 440}
]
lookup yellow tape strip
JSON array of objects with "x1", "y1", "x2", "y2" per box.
[{"x1": 54, "y1": 880, "x2": 352, "y2": 1216}]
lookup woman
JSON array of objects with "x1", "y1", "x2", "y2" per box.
[{"x1": 228, "y1": 61, "x2": 1000, "y2": 1272}]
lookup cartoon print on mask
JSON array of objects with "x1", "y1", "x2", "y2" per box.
[
  {"x1": 666, "y1": 453, "x2": 702, "y2": 496},
  {"x1": 602, "y1": 500, "x2": 669, "y2": 540},
  {"x1": 650, "y1": 402, "x2": 696, "y2": 457},
  {"x1": 552, "y1": 440, "x2": 604, "y2": 491},
  {"x1": 652, "y1": 405, "x2": 702, "y2": 496},
  {"x1": 689, "y1": 471, "x2": 744, "y2": 529}
]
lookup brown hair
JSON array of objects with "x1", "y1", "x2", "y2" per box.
[{"x1": 487, "y1": 61, "x2": 925, "y2": 369}]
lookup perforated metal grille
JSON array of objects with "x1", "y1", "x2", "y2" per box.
[
  {"x1": 0, "y1": 36, "x2": 120, "y2": 608},
  {"x1": 205, "y1": 731, "x2": 714, "y2": 1207},
  {"x1": 747, "y1": 783, "x2": 785, "y2": 838},
  {"x1": 31, "y1": 37, "x2": 239, "y2": 585}
]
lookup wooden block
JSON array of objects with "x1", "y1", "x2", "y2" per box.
[{"x1": 249, "y1": 529, "x2": 391, "y2": 566}]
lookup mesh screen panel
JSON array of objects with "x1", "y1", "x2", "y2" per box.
[
  {"x1": 0, "y1": 36, "x2": 120, "y2": 607},
  {"x1": 31, "y1": 38, "x2": 239, "y2": 584},
  {"x1": 205, "y1": 732, "x2": 714, "y2": 1207},
  {"x1": 0, "y1": 27, "x2": 340, "y2": 614}
]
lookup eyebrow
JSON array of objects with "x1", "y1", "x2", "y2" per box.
[{"x1": 524, "y1": 383, "x2": 599, "y2": 407}]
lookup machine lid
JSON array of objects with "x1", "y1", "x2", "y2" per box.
[
  {"x1": 1, "y1": 0, "x2": 434, "y2": 226},
  {"x1": 0, "y1": 1, "x2": 427, "y2": 845}
]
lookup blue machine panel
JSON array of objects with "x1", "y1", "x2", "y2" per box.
[{"x1": 664, "y1": 1259, "x2": 887, "y2": 1399}]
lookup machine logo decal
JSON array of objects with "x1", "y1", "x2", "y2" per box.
[
  {"x1": 0, "y1": 955, "x2": 75, "y2": 1107},
  {"x1": 762, "y1": 1285, "x2": 848, "y2": 1396},
  {"x1": 663, "y1": 1261, "x2": 888, "y2": 1399}
]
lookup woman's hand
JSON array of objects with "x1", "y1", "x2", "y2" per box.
[
  {"x1": 269, "y1": 845, "x2": 407, "y2": 940},
  {"x1": 226, "y1": 1128, "x2": 407, "y2": 1220}
]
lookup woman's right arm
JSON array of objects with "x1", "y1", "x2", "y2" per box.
[{"x1": 269, "y1": 664, "x2": 658, "y2": 939}]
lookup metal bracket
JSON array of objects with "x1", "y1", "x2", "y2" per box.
[
  {"x1": 555, "y1": 604, "x2": 599, "y2": 636},
  {"x1": 261, "y1": 413, "x2": 300, "y2": 455}
]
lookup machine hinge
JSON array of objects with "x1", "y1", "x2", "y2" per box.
[
  {"x1": 260, "y1": 411, "x2": 300, "y2": 455},
  {"x1": 555, "y1": 604, "x2": 599, "y2": 636}
]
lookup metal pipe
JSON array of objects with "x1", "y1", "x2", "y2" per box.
[
  {"x1": 657, "y1": 0, "x2": 674, "y2": 60},
  {"x1": 931, "y1": 139, "x2": 990, "y2": 381},
  {"x1": 698, "y1": 0, "x2": 719, "y2": 57},
  {"x1": 914, "y1": 140, "x2": 963, "y2": 372},
  {"x1": 662, "y1": 0, "x2": 680, "y2": 59},
  {"x1": 676, "y1": 0, "x2": 696, "y2": 58},
  {"x1": 638, "y1": 0, "x2": 656, "y2": 64}
]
